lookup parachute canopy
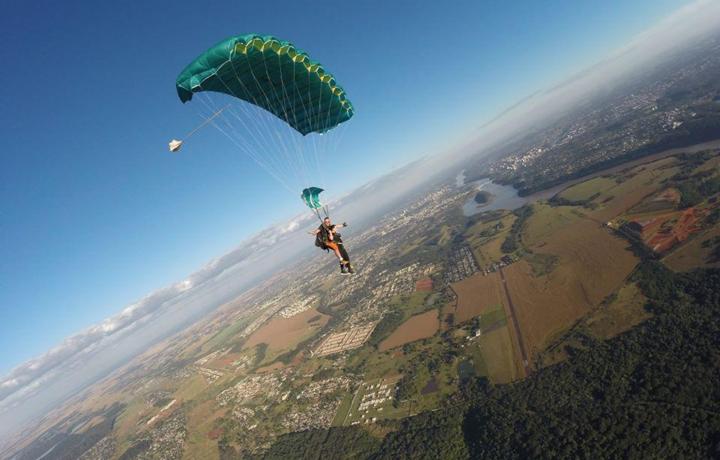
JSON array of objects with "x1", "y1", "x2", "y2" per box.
[
  {"x1": 301, "y1": 187, "x2": 324, "y2": 210},
  {"x1": 176, "y1": 34, "x2": 354, "y2": 136}
]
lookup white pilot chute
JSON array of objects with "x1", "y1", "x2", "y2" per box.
[
  {"x1": 168, "y1": 139, "x2": 183, "y2": 152},
  {"x1": 167, "y1": 105, "x2": 228, "y2": 154}
]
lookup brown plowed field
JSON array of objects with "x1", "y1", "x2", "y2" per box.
[
  {"x1": 379, "y1": 309, "x2": 439, "y2": 351},
  {"x1": 244, "y1": 308, "x2": 329, "y2": 352},
  {"x1": 449, "y1": 272, "x2": 506, "y2": 324}
]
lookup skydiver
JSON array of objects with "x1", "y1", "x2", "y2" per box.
[{"x1": 310, "y1": 217, "x2": 355, "y2": 274}]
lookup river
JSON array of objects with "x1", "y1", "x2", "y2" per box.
[{"x1": 460, "y1": 139, "x2": 720, "y2": 216}]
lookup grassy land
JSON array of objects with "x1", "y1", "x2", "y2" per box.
[
  {"x1": 463, "y1": 341, "x2": 489, "y2": 377},
  {"x1": 183, "y1": 400, "x2": 223, "y2": 460},
  {"x1": 585, "y1": 282, "x2": 650, "y2": 339},
  {"x1": 173, "y1": 374, "x2": 210, "y2": 402},
  {"x1": 438, "y1": 225, "x2": 453, "y2": 246},
  {"x1": 589, "y1": 157, "x2": 680, "y2": 222},
  {"x1": 522, "y1": 203, "x2": 583, "y2": 249},
  {"x1": 449, "y1": 272, "x2": 506, "y2": 324},
  {"x1": 463, "y1": 213, "x2": 515, "y2": 265},
  {"x1": 558, "y1": 177, "x2": 617, "y2": 202},
  {"x1": 478, "y1": 306, "x2": 507, "y2": 331},
  {"x1": 507, "y1": 212, "x2": 638, "y2": 359},
  {"x1": 113, "y1": 396, "x2": 154, "y2": 456},
  {"x1": 477, "y1": 326, "x2": 518, "y2": 384},
  {"x1": 331, "y1": 392, "x2": 356, "y2": 427},
  {"x1": 202, "y1": 314, "x2": 257, "y2": 353},
  {"x1": 663, "y1": 225, "x2": 720, "y2": 272}
]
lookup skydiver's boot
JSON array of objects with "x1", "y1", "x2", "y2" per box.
[
  {"x1": 340, "y1": 261, "x2": 349, "y2": 275},
  {"x1": 347, "y1": 263, "x2": 356, "y2": 274}
]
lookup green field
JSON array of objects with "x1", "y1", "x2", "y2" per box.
[
  {"x1": 585, "y1": 282, "x2": 651, "y2": 339},
  {"x1": 464, "y1": 213, "x2": 516, "y2": 265},
  {"x1": 477, "y1": 326, "x2": 518, "y2": 383},
  {"x1": 522, "y1": 203, "x2": 584, "y2": 249},
  {"x1": 663, "y1": 225, "x2": 720, "y2": 272},
  {"x1": 558, "y1": 177, "x2": 617, "y2": 202}
]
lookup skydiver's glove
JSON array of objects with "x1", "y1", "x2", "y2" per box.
[{"x1": 342, "y1": 222, "x2": 348, "y2": 227}]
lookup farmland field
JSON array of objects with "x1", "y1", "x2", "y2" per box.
[
  {"x1": 477, "y1": 326, "x2": 519, "y2": 384},
  {"x1": 449, "y1": 272, "x2": 506, "y2": 324},
  {"x1": 558, "y1": 176, "x2": 617, "y2": 202},
  {"x1": 184, "y1": 401, "x2": 224, "y2": 460},
  {"x1": 523, "y1": 203, "x2": 583, "y2": 248},
  {"x1": 379, "y1": 309, "x2": 439, "y2": 351},
  {"x1": 589, "y1": 157, "x2": 680, "y2": 221},
  {"x1": 585, "y1": 282, "x2": 650, "y2": 339},
  {"x1": 506, "y1": 216, "x2": 638, "y2": 357},
  {"x1": 464, "y1": 213, "x2": 515, "y2": 265},
  {"x1": 243, "y1": 308, "x2": 329, "y2": 356},
  {"x1": 663, "y1": 225, "x2": 720, "y2": 272}
]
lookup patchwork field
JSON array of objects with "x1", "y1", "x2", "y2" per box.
[
  {"x1": 184, "y1": 401, "x2": 225, "y2": 460},
  {"x1": 244, "y1": 308, "x2": 329, "y2": 355},
  {"x1": 663, "y1": 225, "x2": 720, "y2": 271},
  {"x1": 588, "y1": 157, "x2": 681, "y2": 222},
  {"x1": 464, "y1": 213, "x2": 516, "y2": 265},
  {"x1": 449, "y1": 272, "x2": 506, "y2": 324},
  {"x1": 523, "y1": 203, "x2": 584, "y2": 248},
  {"x1": 379, "y1": 309, "x2": 439, "y2": 351},
  {"x1": 476, "y1": 324, "x2": 520, "y2": 384},
  {"x1": 585, "y1": 282, "x2": 650, "y2": 339},
  {"x1": 557, "y1": 176, "x2": 617, "y2": 202},
  {"x1": 506, "y1": 217, "x2": 638, "y2": 358}
]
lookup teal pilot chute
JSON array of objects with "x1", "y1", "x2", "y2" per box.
[
  {"x1": 301, "y1": 187, "x2": 329, "y2": 220},
  {"x1": 301, "y1": 187, "x2": 324, "y2": 209}
]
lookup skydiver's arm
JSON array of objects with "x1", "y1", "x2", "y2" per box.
[{"x1": 308, "y1": 229, "x2": 320, "y2": 236}]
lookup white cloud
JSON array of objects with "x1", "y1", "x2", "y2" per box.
[{"x1": 285, "y1": 220, "x2": 300, "y2": 233}]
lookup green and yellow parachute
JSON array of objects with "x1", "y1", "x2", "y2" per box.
[
  {"x1": 176, "y1": 34, "x2": 353, "y2": 136},
  {"x1": 172, "y1": 34, "x2": 354, "y2": 217}
]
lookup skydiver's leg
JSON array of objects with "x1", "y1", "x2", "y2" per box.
[
  {"x1": 338, "y1": 243, "x2": 354, "y2": 273},
  {"x1": 338, "y1": 244, "x2": 350, "y2": 263},
  {"x1": 326, "y1": 242, "x2": 348, "y2": 274},
  {"x1": 325, "y1": 242, "x2": 343, "y2": 261}
]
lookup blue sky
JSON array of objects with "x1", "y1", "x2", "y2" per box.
[{"x1": 0, "y1": 0, "x2": 690, "y2": 374}]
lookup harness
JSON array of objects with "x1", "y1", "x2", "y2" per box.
[{"x1": 315, "y1": 224, "x2": 342, "y2": 250}]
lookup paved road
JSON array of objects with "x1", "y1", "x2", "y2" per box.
[{"x1": 498, "y1": 267, "x2": 531, "y2": 376}]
